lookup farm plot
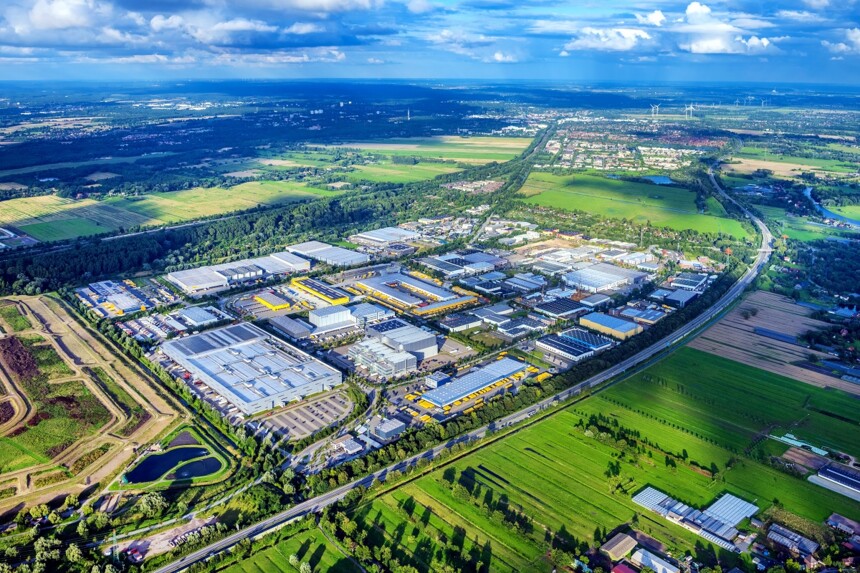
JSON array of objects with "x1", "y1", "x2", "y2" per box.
[
  {"x1": 610, "y1": 347, "x2": 860, "y2": 460},
  {"x1": 216, "y1": 527, "x2": 359, "y2": 573},
  {"x1": 520, "y1": 172, "x2": 747, "y2": 237},
  {"x1": 755, "y1": 206, "x2": 849, "y2": 242},
  {"x1": 0, "y1": 180, "x2": 340, "y2": 242},
  {"x1": 688, "y1": 290, "x2": 860, "y2": 395},
  {"x1": 334, "y1": 136, "x2": 533, "y2": 164},
  {"x1": 0, "y1": 302, "x2": 31, "y2": 332},
  {"x1": 345, "y1": 161, "x2": 460, "y2": 183}
]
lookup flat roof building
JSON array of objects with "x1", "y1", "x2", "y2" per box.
[
  {"x1": 162, "y1": 323, "x2": 342, "y2": 415},
  {"x1": 254, "y1": 291, "x2": 293, "y2": 311},
  {"x1": 631, "y1": 549, "x2": 679, "y2": 573},
  {"x1": 270, "y1": 316, "x2": 312, "y2": 340},
  {"x1": 178, "y1": 306, "x2": 222, "y2": 328},
  {"x1": 533, "y1": 298, "x2": 587, "y2": 319},
  {"x1": 349, "y1": 227, "x2": 418, "y2": 247},
  {"x1": 291, "y1": 277, "x2": 350, "y2": 305},
  {"x1": 349, "y1": 339, "x2": 417, "y2": 378},
  {"x1": 580, "y1": 312, "x2": 643, "y2": 340},
  {"x1": 672, "y1": 272, "x2": 709, "y2": 291},
  {"x1": 166, "y1": 251, "x2": 310, "y2": 295},
  {"x1": 366, "y1": 318, "x2": 438, "y2": 360},
  {"x1": 423, "y1": 358, "x2": 527, "y2": 407},
  {"x1": 665, "y1": 289, "x2": 698, "y2": 308},
  {"x1": 287, "y1": 240, "x2": 370, "y2": 267},
  {"x1": 374, "y1": 418, "x2": 407, "y2": 441}
]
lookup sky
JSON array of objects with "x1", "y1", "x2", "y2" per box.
[{"x1": 0, "y1": 0, "x2": 858, "y2": 84}]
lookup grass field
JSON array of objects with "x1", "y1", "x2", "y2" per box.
[
  {"x1": 832, "y1": 204, "x2": 860, "y2": 219},
  {"x1": 0, "y1": 181, "x2": 340, "y2": 242},
  {"x1": 737, "y1": 147, "x2": 857, "y2": 173},
  {"x1": 520, "y1": 172, "x2": 748, "y2": 237},
  {"x1": 349, "y1": 348, "x2": 860, "y2": 572},
  {"x1": 218, "y1": 528, "x2": 358, "y2": 573},
  {"x1": 335, "y1": 136, "x2": 532, "y2": 165},
  {"x1": 756, "y1": 205, "x2": 850, "y2": 241},
  {"x1": 0, "y1": 303, "x2": 31, "y2": 332},
  {"x1": 346, "y1": 161, "x2": 460, "y2": 183}
]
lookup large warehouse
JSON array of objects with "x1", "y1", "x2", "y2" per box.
[
  {"x1": 562, "y1": 263, "x2": 647, "y2": 294},
  {"x1": 162, "y1": 323, "x2": 342, "y2": 415},
  {"x1": 349, "y1": 227, "x2": 418, "y2": 247},
  {"x1": 286, "y1": 240, "x2": 370, "y2": 267},
  {"x1": 580, "y1": 312, "x2": 643, "y2": 340},
  {"x1": 537, "y1": 327, "x2": 614, "y2": 363},
  {"x1": 423, "y1": 357, "x2": 527, "y2": 408},
  {"x1": 166, "y1": 251, "x2": 310, "y2": 295},
  {"x1": 366, "y1": 318, "x2": 438, "y2": 360},
  {"x1": 355, "y1": 272, "x2": 476, "y2": 316}
]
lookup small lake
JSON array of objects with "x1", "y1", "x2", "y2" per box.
[
  {"x1": 169, "y1": 457, "x2": 222, "y2": 481},
  {"x1": 644, "y1": 175, "x2": 676, "y2": 185},
  {"x1": 125, "y1": 447, "x2": 208, "y2": 484}
]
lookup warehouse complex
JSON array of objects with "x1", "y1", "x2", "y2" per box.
[
  {"x1": 167, "y1": 251, "x2": 310, "y2": 295},
  {"x1": 287, "y1": 240, "x2": 370, "y2": 267},
  {"x1": 423, "y1": 357, "x2": 528, "y2": 408},
  {"x1": 290, "y1": 277, "x2": 350, "y2": 305},
  {"x1": 355, "y1": 271, "x2": 476, "y2": 316},
  {"x1": 420, "y1": 250, "x2": 507, "y2": 279},
  {"x1": 562, "y1": 263, "x2": 648, "y2": 293},
  {"x1": 162, "y1": 323, "x2": 342, "y2": 415},
  {"x1": 580, "y1": 312, "x2": 643, "y2": 340},
  {"x1": 633, "y1": 486, "x2": 758, "y2": 552}
]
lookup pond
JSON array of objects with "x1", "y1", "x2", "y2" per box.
[
  {"x1": 644, "y1": 175, "x2": 676, "y2": 185},
  {"x1": 167, "y1": 457, "x2": 222, "y2": 481},
  {"x1": 124, "y1": 447, "x2": 208, "y2": 484}
]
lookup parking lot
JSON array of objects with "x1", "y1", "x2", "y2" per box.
[{"x1": 259, "y1": 391, "x2": 354, "y2": 441}]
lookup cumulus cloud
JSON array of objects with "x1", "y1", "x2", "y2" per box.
[
  {"x1": 565, "y1": 27, "x2": 651, "y2": 52},
  {"x1": 822, "y1": 28, "x2": 860, "y2": 54},
  {"x1": 366, "y1": 56, "x2": 384, "y2": 63},
  {"x1": 28, "y1": 0, "x2": 111, "y2": 31},
  {"x1": 150, "y1": 14, "x2": 183, "y2": 32},
  {"x1": 491, "y1": 50, "x2": 516, "y2": 62},
  {"x1": 425, "y1": 28, "x2": 493, "y2": 57},
  {"x1": 407, "y1": 0, "x2": 435, "y2": 13},
  {"x1": 676, "y1": 2, "x2": 782, "y2": 55},
  {"x1": 635, "y1": 10, "x2": 665, "y2": 27},
  {"x1": 802, "y1": 0, "x2": 829, "y2": 8},
  {"x1": 775, "y1": 10, "x2": 826, "y2": 23}
]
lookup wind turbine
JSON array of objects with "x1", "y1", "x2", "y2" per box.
[
  {"x1": 650, "y1": 104, "x2": 660, "y2": 118},
  {"x1": 734, "y1": 99, "x2": 740, "y2": 107},
  {"x1": 684, "y1": 104, "x2": 695, "y2": 119}
]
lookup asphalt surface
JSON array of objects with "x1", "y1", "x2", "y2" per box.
[{"x1": 154, "y1": 168, "x2": 772, "y2": 573}]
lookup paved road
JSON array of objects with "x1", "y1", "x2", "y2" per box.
[{"x1": 153, "y1": 166, "x2": 772, "y2": 573}]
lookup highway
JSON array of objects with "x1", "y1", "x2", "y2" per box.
[{"x1": 153, "y1": 166, "x2": 772, "y2": 573}]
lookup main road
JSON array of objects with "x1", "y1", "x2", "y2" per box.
[{"x1": 154, "y1": 165, "x2": 772, "y2": 573}]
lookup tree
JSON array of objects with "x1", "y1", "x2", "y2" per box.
[
  {"x1": 138, "y1": 492, "x2": 168, "y2": 517},
  {"x1": 66, "y1": 543, "x2": 83, "y2": 563},
  {"x1": 289, "y1": 554, "x2": 299, "y2": 567},
  {"x1": 300, "y1": 562, "x2": 312, "y2": 573}
]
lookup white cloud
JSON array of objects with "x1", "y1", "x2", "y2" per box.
[
  {"x1": 822, "y1": 28, "x2": 860, "y2": 54},
  {"x1": 284, "y1": 22, "x2": 323, "y2": 34},
  {"x1": 635, "y1": 10, "x2": 665, "y2": 27},
  {"x1": 188, "y1": 18, "x2": 278, "y2": 44},
  {"x1": 558, "y1": 49, "x2": 569, "y2": 57},
  {"x1": 775, "y1": 10, "x2": 826, "y2": 23},
  {"x1": 367, "y1": 57, "x2": 384, "y2": 64},
  {"x1": 407, "y1": 0, "x2": 435, "y2": 14},
  {"x1": 802, "y1": 0, "x2": 829, "y2": 8},
  {"x1": 425, "y1": 28, "x2": 493, "y2": 57},
  {"x1": 492, "y1": 51, "x2": 516, "y2": 62},
  {"x1": 212, "y1": 47, "x2": 346, "y2": 66},
  {"x1": 677, "y1": 2, "x2": 782, "y2": 55},
  {"x1": 150, "y1": 14, "x2": 183, "y2": 32},
  {"x1": 529, "y1": 20, "x2": 582, "y2": 35},
  {"x1": 565, "y1": 27, "x2": 651, "y2": 52},
  {"x1": 28, "y1": 0, "x2": 111, "y2": 31}
]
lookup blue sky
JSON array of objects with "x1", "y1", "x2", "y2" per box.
[{"x1": 0, "y1": 0, "x2": 858, "y2": 83}]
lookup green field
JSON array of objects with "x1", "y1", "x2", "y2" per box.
[
  {"x1": 737, "y1": 147, "x2": 857, "y2": 173},
  {"x1": 218, "y1": 528, "x2": 358, "y2": 573},
  {"x1": 520, "y1": 172, "x2": 748, "y2": 237},
  {"x1": 346, "y1": 161, "x2": 460, "y2": 183},
  {"x1": 0, "y1": 303, "x2": 31, "y2": 332},
  {"x1": 335, "y1": 136, "x2": 533, "y2": 164},
  {"x1": 347, "y1": 348, "x2": 860, "y2": 572},
  {"x1": 756, "y1": 205, "x2": 852, "y2": 241},
  {"x1": 832, "y1": 204, "x2": 860, "y2": 219},
  {"x1": 0, "y1": 181, "x2": 340, "y2": 242}
]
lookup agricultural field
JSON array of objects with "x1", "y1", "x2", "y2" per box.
[
  {"x1": 520, "y1": 172, "x2": 748, "y2": 237},
  {"x1": 755, "y1": 206, "x2": 848, "y2": 241},
  {"x1": 333, "y1": 136, "x2": 533, "y2": 164},
  {"x1": 217, "y1": 528, "x2": 359, "y2": 573},
  {"x1": 832, "y1": 204, "x2": 860, "y2": 219},
  {"x1": 688, "y1": 290, "x2": 859, "y2": 394},
  {"x1": 0, "y1": 181, "x2": 340, "y2": 242},
  {"x1": 348, "y1": 347, "x2": 860, "y2": 572},
  {"x1": 723, "y1": 146, "x2": 859, "y2": 179},
  {"x1": 345, "y1": 161, "x2": 461, "y2": 183}
]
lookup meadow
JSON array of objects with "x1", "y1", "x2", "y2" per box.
[
  {"x1": 0, "y1": 303, "x2": 31, "y2": 332},
  {"x1": 0, "y1": 181, "x2": 340, "y2": 242},
  {"x1": 832, "y1": 204, "x2": 860, "y2": 219},
  {"x1": 520, "y1": 172, "x2": 748, "y2": 237},
  {"x1": 217, "y1": 528, "x2": 359, "y2": 573},
  {"x1": 348, "y1": 348, "x2": 860, "y2": 572},
  {"x1": 736, "y1": 147, "x2": 857, "y2": 173},
  {"x1": 334, "y1": 136, "x2": 533, "y2": 164},
  {"x1": 756, "y1": 205, "x2": 851, "y2": 241},
  {"x1": 345, "y1": 161, "x2": 461, "y2": 183}
]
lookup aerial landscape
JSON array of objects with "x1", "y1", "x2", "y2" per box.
[{"x1": 0, "y1": 1, "x2": 859, "y2": 573}]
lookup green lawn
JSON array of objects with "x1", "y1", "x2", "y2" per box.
[
  {"x1": 756, "y1": 205, "x2": 852, "y2": 241},
  {"x1": 334, "y1": 136, "x2": 533, "y2": 165},
  {"x1": 738, "y1": 147, "x2": 857, "y2": 173},
  {"x1": 832, "y1": 204, "x2": 860, "y2": 219},
  {"x1": 520, "y1": 172, "x2": 748, "y2": 237},
  {"x1": 218, "y1": 528, "x2": 358, "y2": 573}
]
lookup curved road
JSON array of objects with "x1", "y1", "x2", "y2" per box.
[{"x1": 154, "y1": 166, "x2": 772, "y2": 573}]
